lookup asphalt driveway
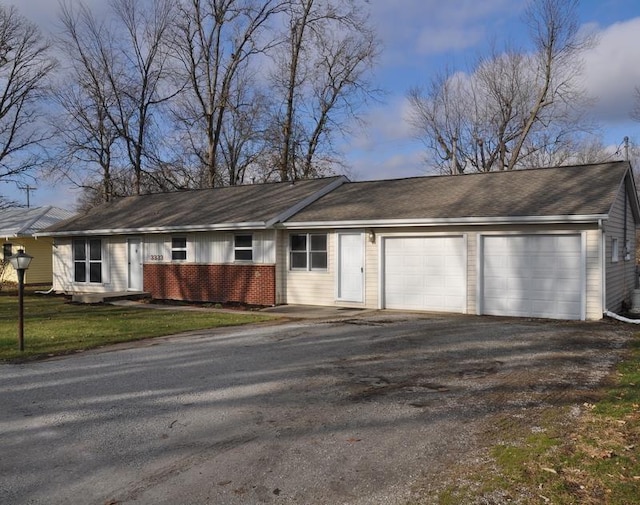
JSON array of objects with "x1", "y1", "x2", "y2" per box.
[{"x1": 0, "y1": 312, "x2": 633, "y2": 504}]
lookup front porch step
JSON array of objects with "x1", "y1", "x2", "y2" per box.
[{"x1": 71, "y1": 291, "x2": 151, "y2": 304}]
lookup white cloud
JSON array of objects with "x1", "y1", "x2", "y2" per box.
[
  {"x1": 5, "y1": 0, "x2": 110, "y2": 31},
  {"x1": 342, "y1": 96, "x2": 428, "y2": 181},
  {"x1": 416, "y1": 25, "x2": 485, "y2": 55},
  {"x1": 582, "y1": 17, "x2": 640, "y2": 124},
  {"x1": 349, "y1": 97, "x2": 416, "y2": 151},
  {"x1": 348, "y1": 148, "x2": 426, "y2": 182},
  {"x1": 371, "y1": 0, "x2": 521, "y2": 59}
]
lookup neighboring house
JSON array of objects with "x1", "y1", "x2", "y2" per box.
[
  {"x1": 1, "y1": 206, "x2": 75, "y2": 285},
  {"x1": 41, "y1": 177, "x2": 347, "y2": 306},
  {"x1": 40, "y1": 161, "x2": 639, "y2": 320},
  {"x1": 281, "y1": 161, "x2": 639, "y2": 320}
]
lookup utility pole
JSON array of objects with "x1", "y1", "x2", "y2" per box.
[{"x1": 18, "y1": 184, "x2": 37, "y2": 208}]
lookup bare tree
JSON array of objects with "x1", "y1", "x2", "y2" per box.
[
  {"x1": 52, "y1": 0, "x2": 177, "y2": 198},
  {"x1": 408, "y1": 0, "x2": 594, "y2": 173},
  {"x1": 218, "y1": 66, "x2": 271, "y2": 185},
  {"x1": 106, "y1": 0, "x2": 177, "y2": 195},
  {"x1": 51, "y1": 1, "x2": 121, "y2": 203},
  {"x1": 516, "y1": 133, "x2": 612, "y2": 168},
  {"x1": 171, "y1": 0, "x2": 285, "y2": 188},
  {"x1": 272, "y1": 0, "x2": 379, "y2": 181},
  {"x1": 0, "y1": 5, "x2": 55, "y2": 195}
]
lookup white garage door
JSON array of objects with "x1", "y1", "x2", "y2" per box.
[
  {"x1": 481, "y1": 234, "x2": 583, "y2": 320},
  {"x1": 384, "y1": 236, "x2": 466, "y2": 312}
]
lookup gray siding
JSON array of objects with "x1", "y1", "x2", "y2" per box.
[{"x1": 605, "y1": 186, "x2": 637, "y2": 312}]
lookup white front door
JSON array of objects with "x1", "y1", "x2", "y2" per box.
[
  {"x1": 127, "y1": 238, "x2": 143, "y2": 291},
  {"x1": 337, "y1": 232, "x2": 364, "y2": 302}
]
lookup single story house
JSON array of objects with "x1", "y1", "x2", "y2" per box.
[
  {"x1": 1, "y1": 206, "x2": 75, "y2": 285},
  {"x1": 41, "y1": 177, "x2": 347, "y2": 305},
  {"x1": 41, "y1": 161, "x2": 639, "y2": 320}
]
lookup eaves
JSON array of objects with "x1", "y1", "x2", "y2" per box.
[
  {"x1": 36, "y1": 221, "x2": 270, "y2": 237},
  {"x1": 278, "y1": 214, "x2": 610, "y2": 229}
]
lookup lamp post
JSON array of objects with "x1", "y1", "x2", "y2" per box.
[{"x1": 9, "y1": 249, "x2": 33, "y2": 352}]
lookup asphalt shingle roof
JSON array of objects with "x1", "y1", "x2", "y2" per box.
[
  {"x1": 44, "y1": 177, "x2": 345, "y2": 234},
  {"x1": 40, "y1": 162, "x2": 634, "y2": 234},
  {"x1": 286, "y1": 162, "x2": 632, "y2": 223}
]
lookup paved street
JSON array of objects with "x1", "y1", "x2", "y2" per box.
[{"x1": 0, "y1": 312, "x2": 632, "y2": 504}]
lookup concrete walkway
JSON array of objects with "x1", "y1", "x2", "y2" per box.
[
  {"x1": 109, "y1": 300, "x2": 376, "y2": 320},
  {"x1": 260, "y1": 304, "x2": 377, "y2": 319}
]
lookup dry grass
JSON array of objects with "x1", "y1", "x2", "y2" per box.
[{"x1": 425, "y1": 334, "x2": 640, "y2": 505}]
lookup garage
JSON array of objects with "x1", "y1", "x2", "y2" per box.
[
  {"x1": 383, "y1": 236, "x2": 466, "y2": 312},
  {"x1": 481, "y1": 234, "x2": 583, "y2": 320}
]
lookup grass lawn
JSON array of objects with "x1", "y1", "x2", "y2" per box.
[{"x1": 0, "y1": 291, "x2": 274, "y2": 361}]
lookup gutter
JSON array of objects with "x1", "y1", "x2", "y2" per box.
[
  {"x1": 36, "y1": 221, "x2": 270, "y2": 237},
  {"x1": 279, "y1": 214, "x2": 609, "y2": 229}
]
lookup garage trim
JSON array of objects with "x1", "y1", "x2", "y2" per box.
[
  {"x1": 477, "y1": 231, "x2": 587, "y2": 320},
  {"x1": 378, "y1": 233, "x2": 467, "y2": 313}
]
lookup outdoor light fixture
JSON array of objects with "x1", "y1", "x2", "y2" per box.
[
  {"x1": 10, "y1": 249, "x2": 33, "y2": 271},
  {"x1": 9, "y1": 249, "x2": 33, "y2": 352},
  {"x1": 368, "y1": 230, "x2": 376, "y2": 244}
]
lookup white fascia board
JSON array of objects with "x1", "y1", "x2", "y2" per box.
[
  {"x1": 36, "y1": 221, "x2": 269, "y2": 237},
  {"x1": 265, "y1": 176, "x2": 349, "y2": 227},
  {"x1": 279, "y1": 214, "x2": 609, "y2": 229}
]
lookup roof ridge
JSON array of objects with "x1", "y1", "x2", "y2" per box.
[
  {"x1": 354, "y1": 161, "x2": 628, "y2": 185},
  {"x1": 112, "y1": 175, "x2": 347, "y2": 200}
]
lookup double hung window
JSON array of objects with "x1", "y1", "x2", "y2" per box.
[
  {"x1": 171, "y1": 237, "x2": 187, "y2": 261},
  {"x1": 234, "y1": 234, "x2": 253, "y2": 261},
  {"x1": 73, "y1": 238, "x2": 102, "y2": 283}
]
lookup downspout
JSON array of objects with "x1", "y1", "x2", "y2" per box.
[
  {"x1": 623, "y1": 138, "x2": 630, "y2": 296},
  {"x1": 624, "y1": 187, "x2": 628, "y2": 299},
  {"x1": 605, "y1": 310, "x2": 640, "y2": 324},
  {"x1": 600, "y1": 219, "x2": 606, "y2": 315}
]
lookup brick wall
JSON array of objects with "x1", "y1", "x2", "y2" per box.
[{"x1": 143, "y1": 264, "x2": 276, "y2": 306}]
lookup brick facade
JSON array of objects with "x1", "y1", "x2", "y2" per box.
[{"x1": 143, "y1": 264, "x2": 276, "y2": 306}]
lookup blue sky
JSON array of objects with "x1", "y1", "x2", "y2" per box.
[{"x1": 5, "y1": 0, "x2": 640, "y2": 209}]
